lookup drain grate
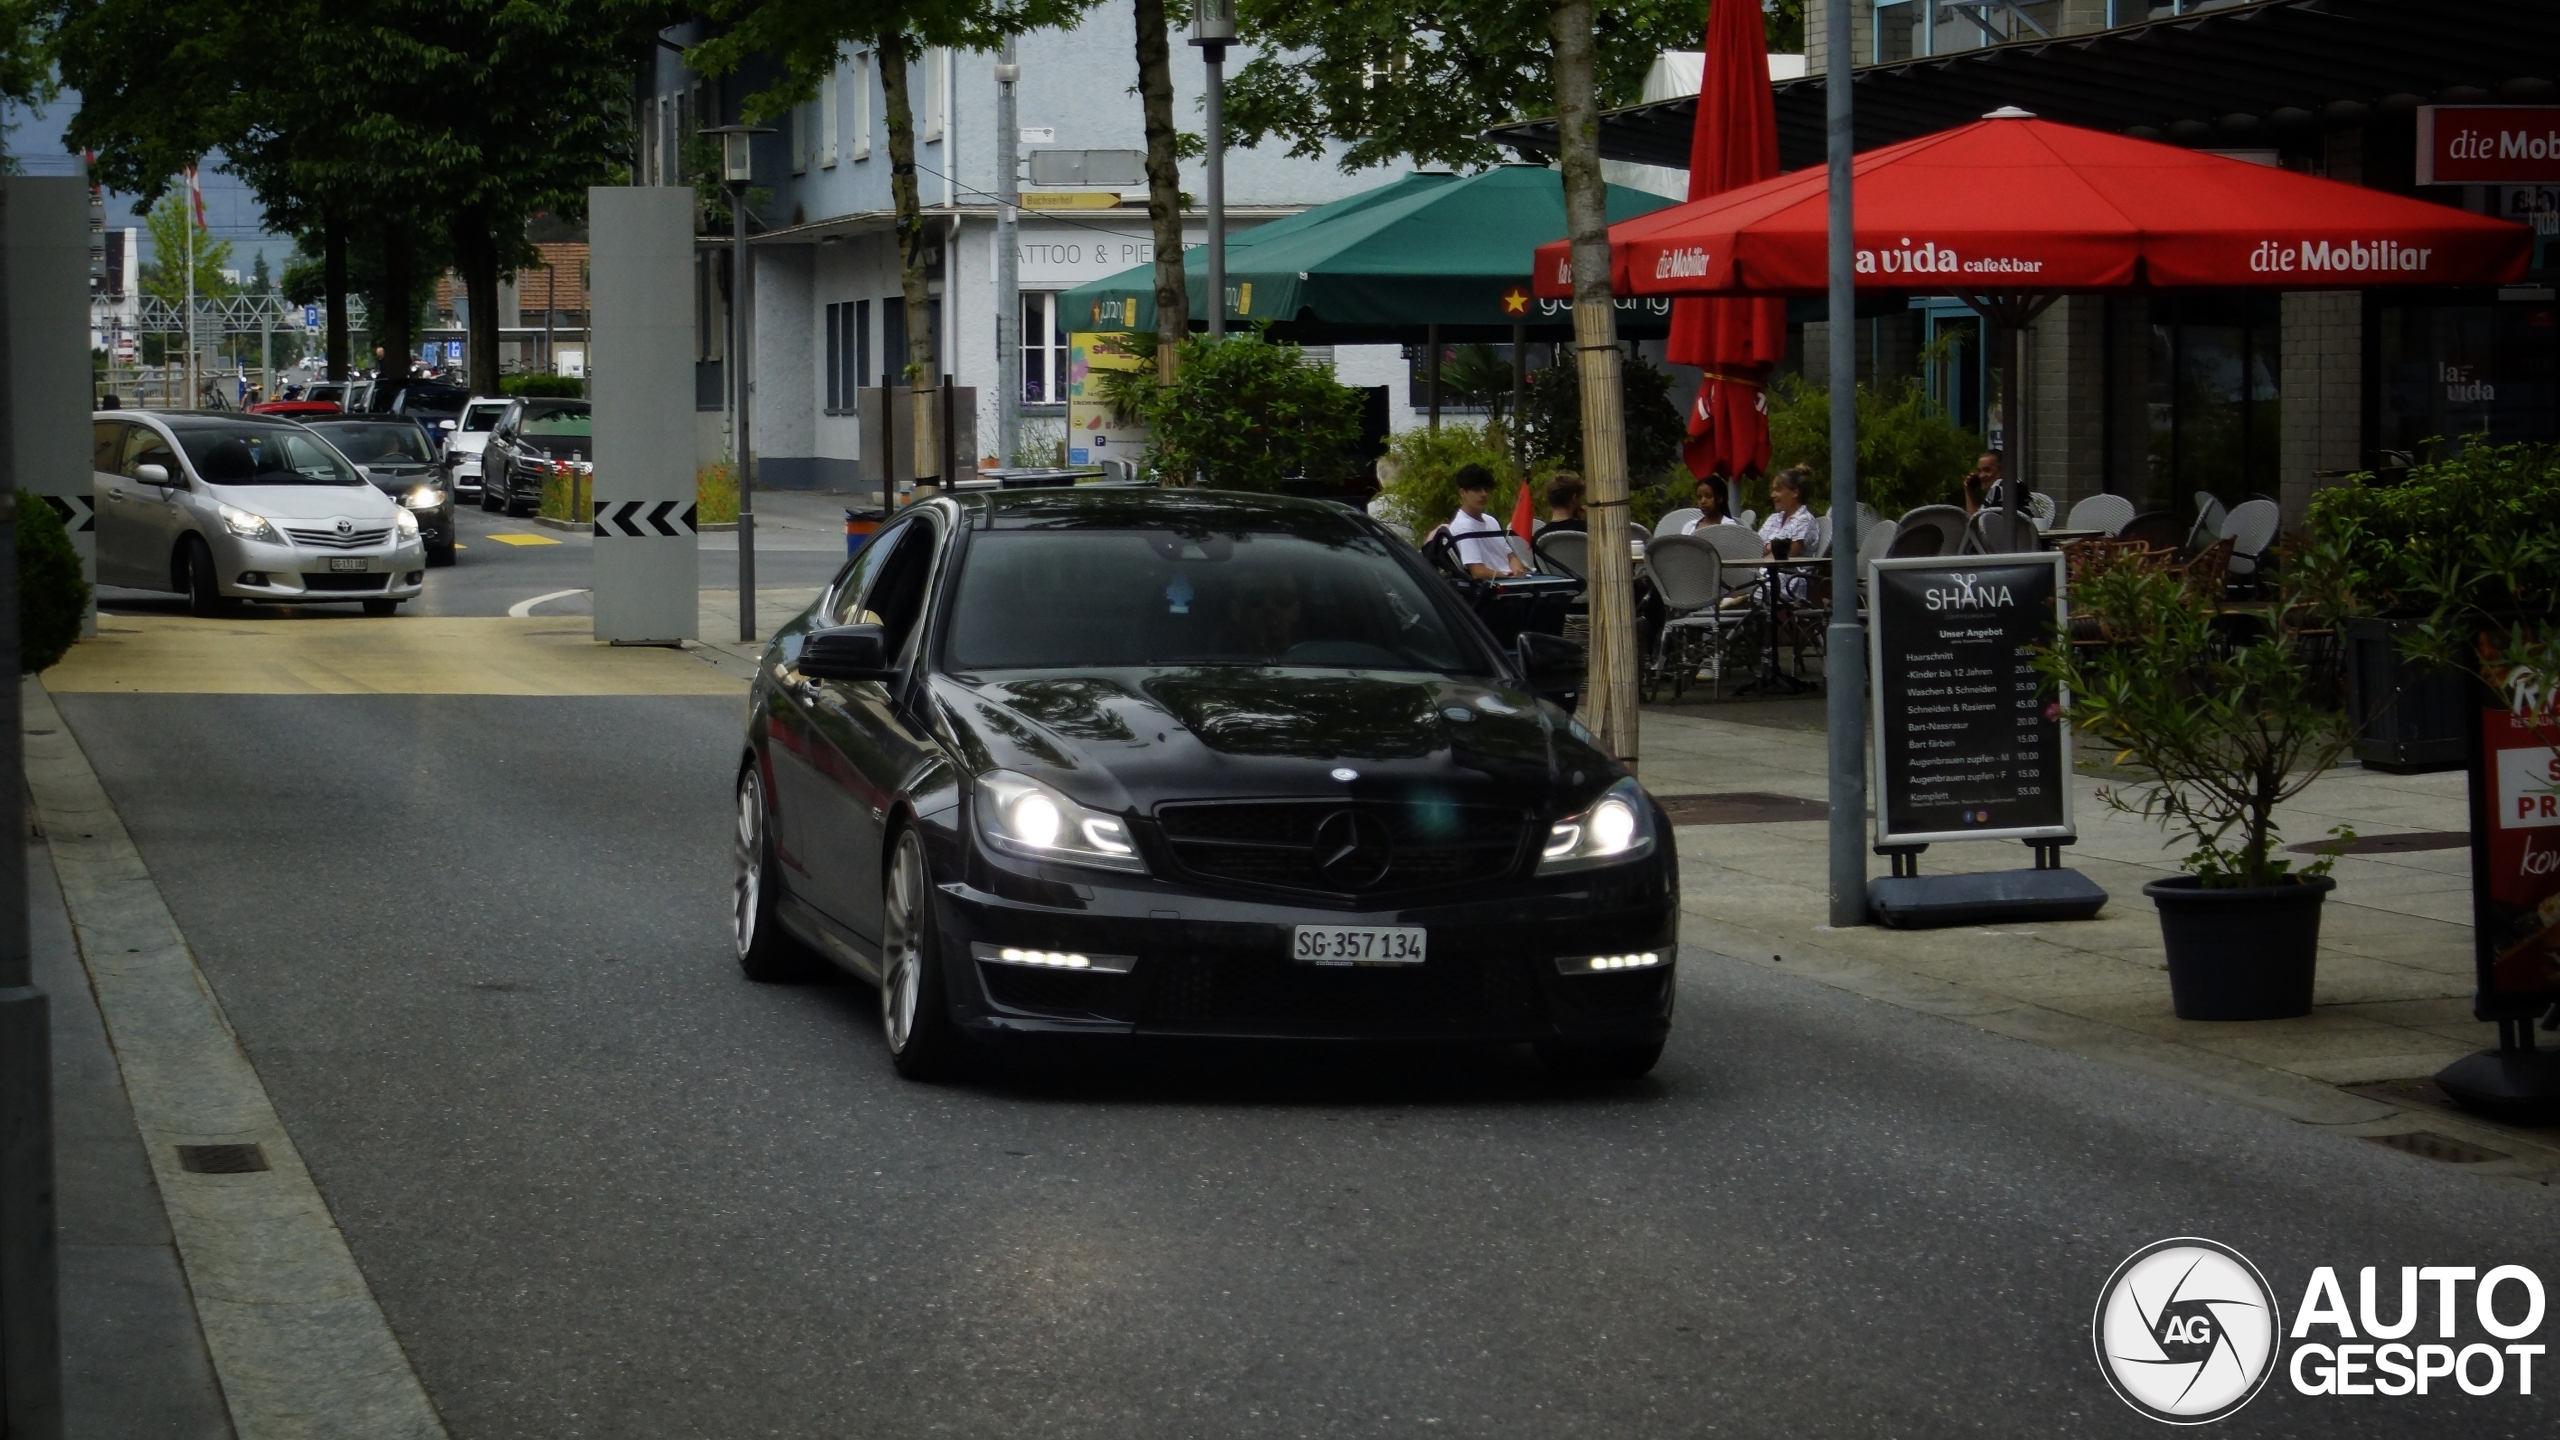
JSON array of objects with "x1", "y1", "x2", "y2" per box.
[
  {"x1": 177, "y1": 1143, "x2": 270, "y2": 1174},
  {"x1": 2287, "y1": 830, "x2": 2468, "y2": 856},
  {"x1": 1656, "y1": 792, "x2": 1831, "y2": 826},
  {"x1": 2362, "y1": 1131, "x2": 2508, "y2": 1165}
]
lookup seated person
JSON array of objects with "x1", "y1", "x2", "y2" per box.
[
  {"x1": 1683, "y1": 477, "x2": 1741, "y2": 533},
  {"x1": 1225, "y1": 567, "x2": 1302, "y2": 659},
  {"x1": 1960, "y1": 450, "x2": 2006, "y2": 515},
  {"x1": 1760, "y1": 466, "x2": 1821, "y2": 599},
  {"x1": 1541, "y1": 474, "x2": 1587, "y2": 533},
  {"x1": 1448, "y1": 465, "x2": 1524, "y2": 579}
]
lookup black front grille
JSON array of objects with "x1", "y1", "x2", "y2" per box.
[
  {"x1": 1140, "y1": 948, "x2": 1543, "y2": 1036},
  {"x1": 300, "y1": 572, "x2": 388, "y2": 593},
  {"x1": 1153, "y1": 799, "x2": 1527, "y2": 896}
]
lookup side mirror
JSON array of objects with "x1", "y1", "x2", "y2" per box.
[
  {"x1": 797, "y1": 624, "x2": 897, "y2": 683},
  {"x1": 1516, "y1": 630, "x2": 1584, "y2": 704},
  {"x1": 355, "y1": 464, "x2": 373, "y2": 481},
  {"x1": 135, "y1": 462, "x2": 171, "y2": 485}
]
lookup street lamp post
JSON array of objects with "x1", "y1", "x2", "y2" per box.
[
  {"x1": 1190, "y1": 0, "x2": 1235, "y2": 340},
  {"x1": 995, "y1": 44, "x2": 1022, "y2": 467},
  {"x1": 702, "y1": 124, "x2": 772, "y2": 644}
]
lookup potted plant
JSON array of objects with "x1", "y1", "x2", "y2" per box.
[{"x1": 2034, "y1": 556, "x2": 2355, "y2": 1020}]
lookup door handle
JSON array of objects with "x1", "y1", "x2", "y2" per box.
[{"x1": 102, "y1": 488, "x2": 124, "y2": 502}]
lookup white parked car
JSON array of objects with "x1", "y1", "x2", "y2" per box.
[
  {"x1": 90, "y1": 411, "x2": 427, "y2": 616},
  {"x1": 437, "y1": 397, "x2": 510, "y2": 500}
]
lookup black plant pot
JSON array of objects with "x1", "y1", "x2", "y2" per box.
[{"x1": 2143, "y1": 874, "x2": 2336, "y2": 1021}]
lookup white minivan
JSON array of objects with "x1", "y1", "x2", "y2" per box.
[{"x1": 90, "y1": 411, "x2": 427, "y2": 616}]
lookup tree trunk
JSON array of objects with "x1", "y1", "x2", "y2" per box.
[
  {"x1": 1133, "y1": 0, "x2": 1187, "y2": 389},
  {"x1": 877, "y1": 33, "x2": 940, "y2": 489},
  {"x1": 323, "y1": 213, "x2": 349, "y2": 382},
  {"x1": 454, "y1": 205, "x2": 504, "y2": 399},
  {"x1": 1551, "y1": 0, "x2": 1637, "y2": 768},
  {"x1": 376, "y1": 223, "x2": 417, "y2": 396}
]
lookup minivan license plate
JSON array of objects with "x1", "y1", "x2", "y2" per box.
[
  {"x1": 1292, "y1": 925, "x2": 1426, "y2": 966},
  {"x1": 328, "y1": 557, "x2": 368, "y2": 572}
]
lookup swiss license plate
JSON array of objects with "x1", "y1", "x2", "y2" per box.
[
  {"x1": 328, "y1": 557, "x2": 368, "y2": 572},
  {"x1": 1292, "y1": 925, "x2": 1427, "y2": 967}
]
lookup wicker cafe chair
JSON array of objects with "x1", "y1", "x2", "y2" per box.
[
  {"x1": 2066, "y1": 493, "x2": 2137, "y2": 536},
  {"x1": 1696, "y1": 523, "x2": 1768, "y2": 610},
  {"x1": 1885, "y1": 525, "x2": 1945, "y2": 558},
  {"x1": 2186, "y1": 492, "x2": 2230, "y2": 553},
  {"x1": 1896, "y1": 504, "x2": 1969, "y2": 557},
  {"x1": 2061, "y1": 537, "x2": 2168, "y2": 645},
  {"x1": 1643, "y1": 535, "x2": 1753, "y2": 700},
  {"x1": 2219, "y1": 498, "x2": 2283, "y2": 585},
  {"x1": 1534, "y1": 528, "x2": 1590, "y2": 580},
  {"x1": 1963, "y1": 508, "x2": 2042, "y2": 555},
  {"x1": 2169, "y1": 535, "x2": 2235, "y2": 598},
  {"x1": 2116, "y1": 511, "x2": 2188, "y2": 554},
  {"x1": 2027, "y1": 491, "x2": 2058, "y2": 530},
  {"x1": 1654, "y1": 506, "x2": 1703, "y2": 538}
]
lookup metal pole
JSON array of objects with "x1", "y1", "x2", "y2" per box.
[
  {"x1": 0, "y1": 177, "x2": 66, "y2": 1440},
  {"x1": 2002, "y1": 318, "x2": 2023, "y2": 532},
  {"x1": 1823, "y1": 0, "x2": 1869, "y2": 929},
  {"x1": 1203, "y1": 41, "x2": 1227, "y2": 340},
  {"x1": 184, "y1": 190, "x2": 195, "y2": 406},
  {"x1": 1510, "y1": 322, "x2": 1527, "y2": 472},
  {"x1": 995, "y1": 43, "x2": 1021, "y2": 468},
  {"x1": 1427, "y1": 323, "x2": 1441, "y2": 433},
  {"x1": 733, "y1": 179, "x2": 757, "y2": 643}
]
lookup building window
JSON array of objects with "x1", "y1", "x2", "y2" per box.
[
  {"x1": 2143, "y1": 293, "x2": 2280, "y2": 513},
  {"x1": 854, "y1": 300, "x2": 871, "y2": 395},
  {"x1": 824, "y1": 301, "x2": 869, "y2": 412},
  {"x1": 1874, "y1": 0, "x2": 1918, "y2": 63},
  {"x1": 1020, "y1": 293, "x2": 1068, "y2": 404},
  {"x1": 825, "y1": 302, "x2": 842, "y2": 411},
  {"x1": 791, "y1": 101, "x2": 809, "y2": 175},
  {"x1": 923, "y1": 47, "x2": 946, "y2": 143},
  {"x1": 819, "y1": 66, "x2": 840, "y2": 169},
  {"x1": 883, "y1": 296, "x2": 906, "y2": 385},
  {"x1": 852, "y1": 53, "x2": 872, "y2": 159},
  {"x1": 2377, "y1": 295, "x2": 2559, "y2": 459}
]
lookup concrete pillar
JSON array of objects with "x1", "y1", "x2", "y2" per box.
[
  {"x1": 751, "y1": 244, "x2": 815, "y2": 489},
  {"x1": 2026, "y1": 296, "x2": 2109, "y2": 511},
  {"x1": 6, "y1": 178, "x2": 97, "y2": 635},
  {"x1": 2279, "y1": 290, "x2": 2363, "y2": 527},
  {"x1": 587, "y1": 187, "x2": 700, "y2": 644}
]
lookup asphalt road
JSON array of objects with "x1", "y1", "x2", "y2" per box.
[{"x1": 50, "y1": 662, "x2": 2560, "y2": 1436}]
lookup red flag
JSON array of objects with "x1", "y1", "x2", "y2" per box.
[
  {"x1": 1509, "y1": 479, "x2": 1536, "y2": 540},
  {"x1": 1668, "y1": 0, "x2": 1786, "y2": 480},
  {"x1": 186, "y1": 167, "x2": 206, "y2": 229}
]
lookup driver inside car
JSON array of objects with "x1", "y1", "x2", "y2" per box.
[{"x1": 1225, "y1": 568, "x2": 1303, "y2": 658}]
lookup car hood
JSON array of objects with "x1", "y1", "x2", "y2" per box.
[
  {"x1": 516, "y1": 435, "x2": 591, "y2": 460},
  {"x1": 931, "y1": 668, "x2": 1614, "y2": 816},
  {"x1": 206, "y1": 482, "x2": 396, "y2": 522},
  {"x1": 362, "y1": 463, "x2": 440, "y2": 493}
]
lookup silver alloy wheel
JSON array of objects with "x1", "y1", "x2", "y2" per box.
[
  {"x1": 880, "y1": 833, "x2": 925, "y2": 1053},
  {"x1": 733, "y1": 771, "x2": 763, "y2": 959}
]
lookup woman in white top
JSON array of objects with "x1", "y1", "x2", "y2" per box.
[
  {"x1": 1759, "y1": 466, "x2": 1821, "y2": 598},
  {"x1": 1680, "y1": 476, "x2": 1743, "y2": 534}
]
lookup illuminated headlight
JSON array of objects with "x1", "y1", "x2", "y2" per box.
[
  {"x1": 1537, "y1": 777, "x2": 1657, "y2": 874},
  {"x1": 971, "y1": 942, "x2": 1137, "y2": 974},
  {"x1": 217, "y1": 503, "x2": 278, "y2": 542},
  {"x1": 403, "y1": 486, "x2": 445, "y2": 510},
  {"x1": 1557, "y1": 951, "x2": 1665, "y2": 975},
  {"x1": 393, "y1": 507, "x2": 421, "y2": 536},
  {"x1": 973, "y1": 769, "x2": 1146, "y2": 874}
]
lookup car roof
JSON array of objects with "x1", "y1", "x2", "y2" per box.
[
  {"x1": 963, "y1": 486, "x2": 1366, "y2": 535},
  {"x1": 104, "y1": 410, "x2": 306, "y2": 429}
]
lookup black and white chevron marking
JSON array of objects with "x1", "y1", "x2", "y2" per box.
[
  {"x1": 41, "y1": 494, "x2": 94, "y2": 533},
  {"x1": 592, "y1": 500, "x2": 698, "y2": 537}
]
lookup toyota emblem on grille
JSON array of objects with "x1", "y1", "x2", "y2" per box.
[
  {"x1": 1311, "y1": 810, "x2": 1392, "y2": 888},
  {"x1": 334, "y1": 517, "x2": 354, "y2": 536}
]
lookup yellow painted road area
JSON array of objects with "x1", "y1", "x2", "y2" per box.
[
  {"x1": 45, "y1": 615, "x2": 744, "y2": 696},
  {"x1": 483, "y1": 532, "x2": 561, "y2": 546}
]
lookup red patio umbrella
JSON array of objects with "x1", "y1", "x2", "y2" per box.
[
  {"x1": 1666, "y1": 0, "x2": 1787, "y2": 488},
  {"x1": 1535, "y1": 111, "x2": 2532, "y2": 525}
]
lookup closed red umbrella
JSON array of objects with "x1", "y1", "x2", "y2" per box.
[{"x1": 1666, "y1": 0, "x2": 1787, "y2": 486}]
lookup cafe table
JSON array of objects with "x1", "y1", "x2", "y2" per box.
[{"x1": 1719, "y1": 556, "x2": 1829, "y2": 694}]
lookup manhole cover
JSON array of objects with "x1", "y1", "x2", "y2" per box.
[
  {"x1": 2361, "y1": 1131, "x2": 2508, "y2": 1165},
  {"x1": 2286, "y1": 830, "x2": 2468, "y2": 856},
  {"x1": 1656, "y1": 792, "x2": 1830, "y2": 826},
  {"x1": 177, "y1": 1143, "x2": 270, "y2": 1174}
]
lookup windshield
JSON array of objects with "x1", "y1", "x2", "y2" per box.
[
  {"x1": 460, "y1": 404, "x2": 505, "y2": 433},
  {"x1": 945, "y1": 528, "x2": 1487, "y2": 674},
  {"x1": 521, "y1": 407, "x2": 592, "y2": 438},
  {"x1": 174, "y1": 424, "x2": 364, "y2": 486},
  {"x1": 309, "y1": 423, "x2": 434, "y2": 464}
]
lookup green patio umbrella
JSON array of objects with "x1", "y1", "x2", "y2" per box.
[{"x1": 1056, "y1": 166, "x2": 1679, "y2": 343}]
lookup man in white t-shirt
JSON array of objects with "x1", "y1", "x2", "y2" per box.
[{"x1": 1447, "y1": 465, "x2": 1523, "y2": 579}]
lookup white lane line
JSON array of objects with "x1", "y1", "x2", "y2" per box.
[
  {"x1": 508, "y1": 588, "x2": 590, "y2": 618},
  {"x1": 24, "y1": 680, "x2": 449, "y2": 1438}
]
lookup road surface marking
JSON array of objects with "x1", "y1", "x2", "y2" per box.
[
  {"x1": 482, "y1": 532, "x2": 560, "y2": 547},
  {"x1": 23, "y1": 679, "x2": 450, "y2": 1438},
  {"x1": 43, "y1": 616, "x2": 742, "y2": 696},
  {"x1": 508, "y1": 587, "x2": 590, "y2": 618}
]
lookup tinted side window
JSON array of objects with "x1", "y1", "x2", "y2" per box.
[
  {"x1": 824, "y1": 520, "x2": 912, "y2": 626},
  {"x1": 860, "y1": 523, "x2": 941, "y2": 662},
  {"x1": 92, "y1": 421, "x2": 126, "y2": 472},
  {"x1": 121, "y1": 426, "x2": 178, "y2": 481}
]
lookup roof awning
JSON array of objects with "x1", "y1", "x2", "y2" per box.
[{"x1": 1487, "y1": 0, "x2": 2560, "y2": 172}]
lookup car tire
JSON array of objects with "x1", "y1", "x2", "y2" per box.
[
  {"x1": 732, "y1": 765, "x2": 825, "y2": 984},
  {"x1": 879, "y1": 826, "x2": 969, "y2": 1080},
  {"x1": 478, "y1": 475, "x2": 500, "y2": 511},
  {"x1": 181, "y1": 536, "x2": 225, "y2": 618},
  {"x1": 1535, "y1": 1038, "x2": 1666, "y2": 1082},
  {"x1": 362, "y1": 598, "x2": 400, "y2": 617},
  {"x1": 428, "y1": 543, "x2": 456, "y2": 567}
]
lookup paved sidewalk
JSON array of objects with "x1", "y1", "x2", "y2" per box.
[{"x1": 1639, "y1": 699, "x2": 2560, "y2": 1170}]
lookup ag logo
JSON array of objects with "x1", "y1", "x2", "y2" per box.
[{"x1": 2093, "y1": 1238, "x2": 2281, "y2": 1424}]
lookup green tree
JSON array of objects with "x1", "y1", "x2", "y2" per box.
[
  {"x1": 1138, "y1": 333, "x2": 1365, "y2": 490},
  {"x1": 136, "y1": 191, "x2": 234, "y2": 304}
]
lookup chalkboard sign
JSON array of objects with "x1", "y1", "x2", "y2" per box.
[{"x1": 1866, "y1": 552, "x2": 2072, "y2": 845}]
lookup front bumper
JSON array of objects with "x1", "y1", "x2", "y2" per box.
[
  {"x1": 932, "y1": 848, "x2": 1679, "y2": 1045},
  {"x1": 215, "y1": 532, "x2": 429, "y2": 601}
]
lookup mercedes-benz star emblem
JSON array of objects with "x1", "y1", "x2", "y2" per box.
[
  {"x1": 1311, "y1": 810, "x2": 1393, "y2": 889},
  {"x1": 334, "y1": 517, "x2": 354, "y2": 536}
]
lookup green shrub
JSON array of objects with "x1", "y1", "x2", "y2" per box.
[
  {"x1": 1762, "y1": 371, "x2": 1983, "y2": 518},
  {"x1": 536, "y1": 464, "x2": 594, "y2": 523},
  {"x1": 696, "y1": 462, "x2": 740, "y2": 525},
  {"x1": 1517, "y1": 352, "x2": 1685, "y2": 483},
  {"x1": 1375, "y1": 424, "x2": 1525, "y2": 542},
  {"x1": 1139, "y1": 333, "x2": 1365, "y2": 490},
  {"x1": 501, "y1": 372, "x2": 584, "y2": 399},
  {"x1": 18, "y1": 491, "x2": 90, "y2": 673}
]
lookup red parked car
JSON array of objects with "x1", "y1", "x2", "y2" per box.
[{"x1": 244, "y1": 399, "x2": 344, "y2": 420}]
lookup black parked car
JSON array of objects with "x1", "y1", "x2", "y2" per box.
[
  {"x1": 375, "y1": 378, "x2": 474, "y2": 451},
  {"x1": 305, "y1": 417, "x2": 457, "y2": 565},
  {"x1": 734, "y1": 486, "x2": 1678, "y2": 1080},
  {"x1": 477, "y1": 398, "x2": 591, "y2": 516}
]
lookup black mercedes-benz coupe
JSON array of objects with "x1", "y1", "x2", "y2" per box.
[{"x1": 733, "y1": 486, "x2": 1678, "y2": 1080}]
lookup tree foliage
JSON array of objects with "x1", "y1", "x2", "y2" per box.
[
  {"x1": 1762, "y1": 370, "x2": 1983, "y2": 518},
  {"x1": 1518, "y1": 351, "x2": 1684, "y2": 484},
  {"x1": 1137, "y1": 333, "x2": 1366, "y2": 491},
  {"x1": 135, "y1": 192, "x2": 234, "y2": 304},
  {"x1": 1225, "y1": 0, "x2": 1698, "y2": 171}
]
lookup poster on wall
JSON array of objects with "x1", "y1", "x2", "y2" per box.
[
  {"x1": 2469, "y1": 692, "x2": 2560, "y2": 1012},
  {"x1": 1067, "y1": 331, "x2": 1148, "y2": 473}
]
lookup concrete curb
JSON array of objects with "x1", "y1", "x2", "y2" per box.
[
  {"x1": 530, "y1": 514, "x2": 737, "y2": 532},
  {"x1": 25, "y1": 679, "x2": 448, "y2": 1438}
]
